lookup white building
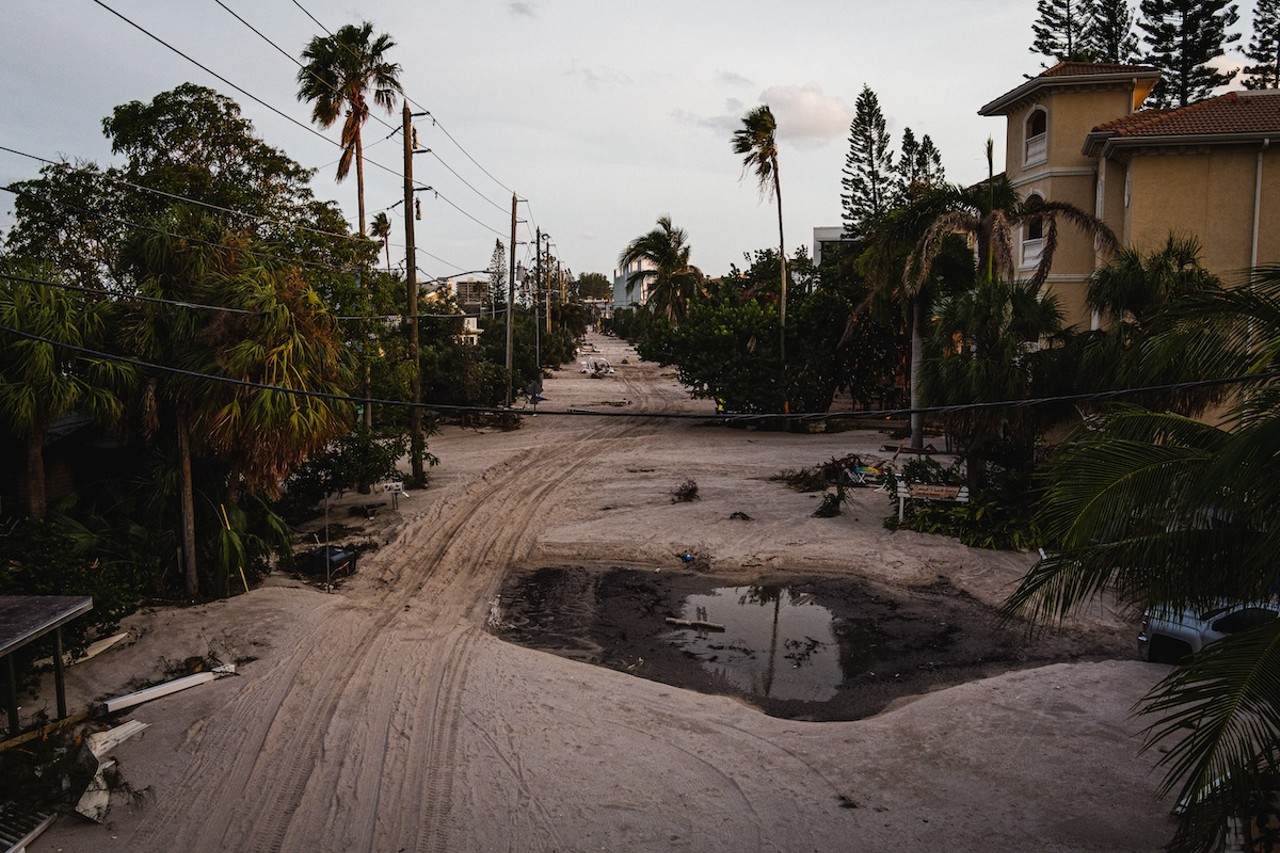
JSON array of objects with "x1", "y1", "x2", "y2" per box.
[
  {"x1": 811, "y1": 226, "x2": 852, "y2": 267},
  {"x1": 612, "y1": 256, "x2": 656, "y2": 310}
]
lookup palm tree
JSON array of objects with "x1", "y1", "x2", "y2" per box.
[
  {"x1": 0, "y1": 260, "x2": 132, "y2": 520},
  {"x1": 1062, "y1": 234, "x2": 1227, "y2": 417},
  {"x1": 1004, "y1": 264, "x2": 1280, "y2": 852},
  {"x1": 617, "y1": 216, "x2": 705, "y2": 323},
  {"x1": 893, "y1": 167, "x2": 1117, "y2": 450},
  {"x1": 732, "y1": 105, "x2": 786, "y2": 396},
  {"x1": 123, "y1": 213, "x2": 353, "y2": 595},
  {"x1": 297, "y1": 22, "x2": 402, "y2": 236},
  {"x1": 370, "y1": 211, "x2": 392, "y2": 270},
  {"x1": 857, "y1": 185, "x2": 984, "y2": 449},
  {"x1": 920, "y1": 277, "x2": 1066, "y2": 488}
]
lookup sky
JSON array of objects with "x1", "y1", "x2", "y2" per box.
[{"x1": 0, "y1": 0, "x2": 1261, "y2": 284}]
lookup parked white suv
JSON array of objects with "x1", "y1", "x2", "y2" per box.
[{"x1": 1138, "y1": 601, "x2": 1279, "y2": 663}]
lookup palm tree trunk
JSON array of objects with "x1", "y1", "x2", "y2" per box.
[
  {"x1": 356, "y1": 128, "x2": 367, "y2": 237},
  {"x1": 773, "y1": 164, "x2": 787, "y2": 411},
  {"x1": 25, "y1": 429, "x2": 46, "y2": 521},
  {"x1": 177, "y1": 412, "x2": 199, "y2": 597},
  {"x1": 910, "y1": 298, "x2": 924, "y2": 449}
]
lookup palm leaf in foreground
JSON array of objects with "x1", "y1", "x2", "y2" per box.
[{"x1": 1139, "y1": 622, "x2": 1280, "y2": 853}]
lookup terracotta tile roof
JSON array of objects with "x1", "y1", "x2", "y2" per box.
[
  {"x1": 1092, "y1": 91, "x2": 1280, "y2": 137},
  {"x1": 1041, "y1": 61, "x2": 1159, "y2": 78}
]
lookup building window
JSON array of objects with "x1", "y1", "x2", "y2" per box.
[
  {"x1": 1021, "y1": 192, "x2": 1045, "y2": 268},
  {"x1": 1024, "y1": 107, "x2": 1047, "y2": 166}
]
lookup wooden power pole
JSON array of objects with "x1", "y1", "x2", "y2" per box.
[
  {"x1": 404, "y1": 102, "x2": 425, "y2": 484},
  {"x1": 506, "y1": 193, "x2": 517, "y2": 407}
]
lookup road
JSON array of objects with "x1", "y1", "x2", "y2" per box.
[{"x1": 39, "y1": 333, "x2": 1173, "y2": 852}]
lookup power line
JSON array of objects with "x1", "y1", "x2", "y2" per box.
[
  {"x1": 0, "y1": 144, "x2": 365, "y2": 246},
  {"x1": 213, "y1": 0, "x2": 402, "y2": 139},
  {"x1": 0, "y1": 271, "x2": 261, "y2": 315},
  {"x1": 421, "y1": 187, "x2": 508, "y2": 239},
  {"x1": 0, "y1": 183, "x2": 358, "y2": 277},
  {"x1": 3, "y1": 322, "x2": 1278, "y2": 423},
  {"x1": 422, "y1": 149, "x2": 508, "y2": 215},
  {"x1": 414, "y1": 107, "x2": 515, "y2": 196},
  {"x1": 89, "y1": 0, "x2": 409, "y2": 188}
]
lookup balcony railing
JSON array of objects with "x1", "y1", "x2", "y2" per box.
[
  {"x1": 1024, "y1": 133, "x2": 1047, "y2": 165},
  {"x1": 1021, "y1": 238, "x2": 1044, "y2": 268}
]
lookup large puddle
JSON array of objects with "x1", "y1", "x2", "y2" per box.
[
  {"x1": 494, "y1": 566, "x2": 1125, "y2": 721},
  {"x1": 670, "y1": 585, "x2": 847, "y2": 703}
]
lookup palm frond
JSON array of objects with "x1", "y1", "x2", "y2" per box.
[{"x1": 1139, "y1": 624, "x2": 1280, "y2": 845}]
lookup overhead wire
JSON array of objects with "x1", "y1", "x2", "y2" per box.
[
  {"x1": 219, "y1": 0, "x2": 544, "y2": 271},
  {"x1": 0, "y1": 183, "x2": 359, "y2": 277},
  {"x1": 0, "y1": 143, "x2": 367, "y2": 247},
  {"x1": 0, "y1": 271, "x2": 262, "y2": 315},
  {"x1": 89, "y1": 0, "x2": 410, "y2": 190},
  {"x1": 70, "y1": 2, "x2": 551, "y2": 303},
  {"x1": 212, "y1": 0, "x2": 402, "y2": 138},
  {"x1": 3, "y1": 322, "x2": 1279, "y2": 423}
]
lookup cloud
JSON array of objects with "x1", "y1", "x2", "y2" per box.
[
  {"x1": 565, "y1": 59, "x2": 632, "y2": 90},
  {"x1": 670, "y1": 97, "x2": 746, "y2": 133},
  {"x1": 509, "y1": 2, "x2": 537, "y2": 17},
  {"x1": 671, "y1": 87, "x2": 850, "y2": 149},
  {"x1": 719, "y1": 71, "x2": 753, "y2": 87},
  {"x1": 759, "y1": 83, "x2": 852, "y2": 149}
]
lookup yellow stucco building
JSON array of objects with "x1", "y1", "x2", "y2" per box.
[{"x1": 979, "y1": 62, "x2": 1280, "y2": 329}]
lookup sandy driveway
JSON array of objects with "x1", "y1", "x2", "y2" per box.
[{"x1": 34, "y1": 333, "x2": 1173, "y2": 852}]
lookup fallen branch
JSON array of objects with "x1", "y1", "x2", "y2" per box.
[{"x1": 664, "y1": 617, "x2": 725, "y2": 632}]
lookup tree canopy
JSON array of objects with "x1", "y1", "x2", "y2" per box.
[{"x1": 1139, "y1": 0, "x2": 1241, "y2": 107}]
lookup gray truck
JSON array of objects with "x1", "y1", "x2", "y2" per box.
[{"x1": 1138, "y1": 601, "x2": 1279, "y2": 663}]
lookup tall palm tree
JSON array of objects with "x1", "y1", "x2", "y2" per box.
[
  {"x1": 732, "y1": 105, "x2": 786, "y2": 394},
  {"x1": 1005, "y1": 264, "x2": 1280, "y2": 852},
  {"x1": 297, "y1": 22, "x2": 402, "y2": 236},
  {"x1": 370, "y1": 211, "x2": 392, "y2": 270},
  {"x1": 618, "y1": 215, "x2": 704, "y2": 323}
]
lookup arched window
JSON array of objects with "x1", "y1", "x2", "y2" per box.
[
  {"x1": 1021, "y1": 193, "x2": 1045, "y2": 268},
  {"x1": 1024, "y1": 107, "x2": 1047, "y2": 165}
]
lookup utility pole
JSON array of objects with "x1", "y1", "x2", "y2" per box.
[
  {"x1": 534, "y1": 227, "x2": 542, "y2": 377},
  {"x1": 506, "y1": 193, "x2": 517, "y2": 407},
  {"x1": 404, "y1": 102, "x2": 425, "y2": 484}
]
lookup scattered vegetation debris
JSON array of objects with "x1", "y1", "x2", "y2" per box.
[
  {"x1": 770, "y1": 468, "x2": 827, "y2": 492},
  {"x1": 729, "y1": 511, "x2": 752, "y2": 520},
  {"x1": 820, "y1": 454, "x2": 890, "y2": 488},
  {"x1": 671, "y1": 479, "x2": 699, "y2": 502},
  {"x1": 838, "y1": 794, "x2": 861, "y2": 809},
  {"x1": 812, "y1": 489, "x2": 848, "y2": 518}
]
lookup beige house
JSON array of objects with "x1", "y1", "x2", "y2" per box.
[{"x1": 979, "y1": 62, "x2": 1280, "y2": 329}]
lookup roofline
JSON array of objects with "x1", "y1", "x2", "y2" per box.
[
  {"x1": 1084, "y1": 130, "x2": 1280, "y2": 158},
  {"x1": 979, "y1": 69, "x2": 1161, "y2": 116}
]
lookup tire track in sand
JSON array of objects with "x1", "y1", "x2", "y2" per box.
[{"x1": 124, "y1": 398, "x2": 656, "y2": 852}]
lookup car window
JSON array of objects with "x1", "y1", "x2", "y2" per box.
[{"x1": 1211, "y1": 607, "x2": 1279, "y2": 635}]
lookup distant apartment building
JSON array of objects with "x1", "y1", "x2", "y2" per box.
[
  {"x1": 979, "y1": 62, "x2": 1280, "y2": 328},
  {"x1": 449, "y1": 277, "x2": 489, "y2": 314}
]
